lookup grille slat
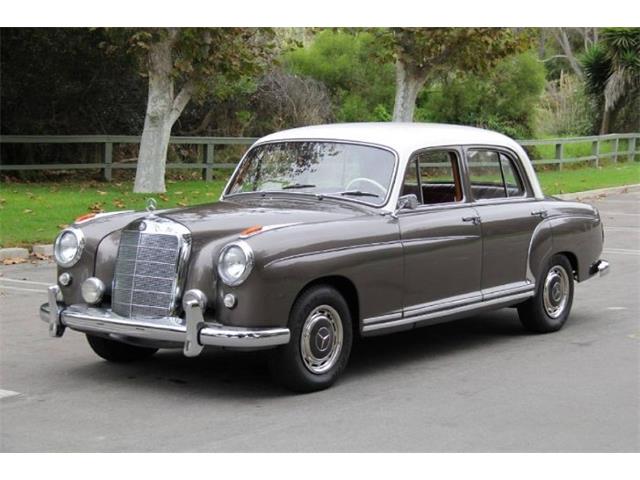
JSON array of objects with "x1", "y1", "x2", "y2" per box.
[{"x1": 112, "y1": 226, "x2": 185, "y2": 318}]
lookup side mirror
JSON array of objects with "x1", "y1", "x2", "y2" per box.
[
  {"x1": 398, "y1": 194, "x2": 419, "y2": 210},
  {"x1": 392, "y1": 194, "x2": 419, "y2": 218}
]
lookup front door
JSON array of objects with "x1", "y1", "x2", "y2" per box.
[{"x1": 398, "y1": 148, "x2": 483, "y2": 317}]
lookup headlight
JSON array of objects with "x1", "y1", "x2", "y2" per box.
[
  {"x1": 217, "y1": 241, "x2": 254, "y2": 286},
  {"x1": 54, "y1": 228, "x2": 85, "y2": 267}
]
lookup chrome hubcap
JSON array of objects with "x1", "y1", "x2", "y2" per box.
[
  {"x1": 543, "y1": 265, "x2": 570, "y2": 318},
  {"x1": 300, "y1": 305, "x2": 343, "y2": 374}
]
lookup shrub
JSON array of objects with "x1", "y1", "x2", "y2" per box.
[
  {"x1": 416, "y1": 52, "x2": 546, "y2": 138},
  {"x1": 284, "y1": 29, "x2": 395, "y2": 122},
  {"x1": 534, "y1": 72, "x2": 596, "y2": 136}
]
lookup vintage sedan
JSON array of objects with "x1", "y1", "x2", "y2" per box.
[{"x1": 40, "y1": 123, "x2": 609, "y2": 392}]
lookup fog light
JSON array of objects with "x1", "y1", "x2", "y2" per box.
[
  {"x1": 223, "y1": 293, "x2": 237, "y2": 309},
  {"x1": 81, "y1": 277, "x2": 105, "y2": 305},
  {"x1": 58, "y1": 272, "x2": 72, "y2": 286}
]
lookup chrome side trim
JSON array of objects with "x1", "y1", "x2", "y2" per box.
[
  {"x1": 362, "y1": 289, "x2": 535, "y2": 335},
  {"x1": 481, "y1": 281, "x2": 535, "y2": 301},
  {"x1": 362, "y1": 310, "x2": 403, "y2": 326},
  {"x1": 397, "y1": 291, "x2": 483, "y2": 321}
]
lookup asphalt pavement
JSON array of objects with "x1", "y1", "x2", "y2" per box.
[{"x1": 1, "y1": 188, "x2": 639, "y2": 452}]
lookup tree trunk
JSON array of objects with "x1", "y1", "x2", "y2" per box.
[
  {"x1": 600, "y1": 106, "x2": 611, "y2": 135},
  {"x1": 134, "y1": 33, "x2": 193, "y2": 193},
  {"x1": 392, "y1": 60, "x2": 427, "y2": 122},
  {"x1": 552, "y1": 28, "x2": 583, "y2": 79}
]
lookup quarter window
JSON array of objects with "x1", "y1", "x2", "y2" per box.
[
  {"x1": 468, "y1": 149, "x2": 526, "y2": 200},
  {"x1": 500, "y1": 153, "x2": 525, "y2": 197},
  {"x1": 402, "y1": 150, "x2": 463, "y2": 205}
]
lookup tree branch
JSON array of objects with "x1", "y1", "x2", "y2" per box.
[
  {"x1": 539, "y1": 54, "x2": 569, "y2": 63},
  {"x1": 169, "y1": 81, "x2": 195, "y2": 125}
]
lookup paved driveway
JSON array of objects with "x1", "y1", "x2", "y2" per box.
[{"x1": 1, "y1": 189, "x2": 638, "y2": 452}]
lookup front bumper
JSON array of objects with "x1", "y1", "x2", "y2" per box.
[{"x1": 40, "y1": 286, "x2": 290, "y2": 356}]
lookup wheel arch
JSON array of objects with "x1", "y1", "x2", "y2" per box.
[
  {"x1": 292, "y1": 275, "x2": 361, "y2": 338},
  {"x1": 556, "y1": 250, "x2": 579, "y2": 278}
]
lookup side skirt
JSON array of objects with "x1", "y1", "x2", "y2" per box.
[{"x1": 361, "y1": 284, "x2": 535, "y2": 336}]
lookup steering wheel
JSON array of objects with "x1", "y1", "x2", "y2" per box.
[{"x1": 345, "y1": 177, "x2": 387, "y2": 197}]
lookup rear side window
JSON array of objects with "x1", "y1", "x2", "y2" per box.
[{"x1": 468, "y1": 149, "x2": 525, "y2": 200}]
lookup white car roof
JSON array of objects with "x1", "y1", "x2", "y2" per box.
[
  {"x1": 256, "y1": 122, "x2": 522, "y2": 153},
  {"x1": 254, "y1": 122, "x2": 543, "y2": 200}
]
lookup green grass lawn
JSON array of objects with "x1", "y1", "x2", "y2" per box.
[
  {"x1": 1, "y1": 162, "x2": 639, "y2": 247},
  {"x1": 0, "y1": 179, "x2": 227, "y2": 247}
]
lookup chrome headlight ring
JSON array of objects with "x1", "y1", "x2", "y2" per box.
[
  {"x1": 54, "y1": 227, "x2": 85, "y2": 268},
  {"x1": 217, "y1": 240, "x2": 255, "y2": 287}
]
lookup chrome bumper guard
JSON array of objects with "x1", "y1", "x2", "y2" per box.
[
  {"x1": 590, "y1": 259, "x2": 610, "y2": 277},
  {"x1": 40, "y1": 287, "x2": 290, "y2": 356}
]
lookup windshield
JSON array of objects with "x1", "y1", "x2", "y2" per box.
[{"x1": 226, "y1": 141, "x2": 396, "y2": 206}]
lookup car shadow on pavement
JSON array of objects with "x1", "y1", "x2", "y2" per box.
[{"x1": 66, "y1": 308, "x2": 529, "y2": 398}]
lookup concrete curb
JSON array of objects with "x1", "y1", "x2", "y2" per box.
[
  {"x1": 0, "y1": 247, "x2": 30, "y2": 261},
  {"x1": 0, "y1": 244, "x2": 53, "y2": 262},
  {"x1": 556, "y1": 184, "x2": 640, "y2": 200}
]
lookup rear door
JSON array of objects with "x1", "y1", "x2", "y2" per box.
[{"x1": 464, "y1": 148, "x2": 543, "y2": 297}]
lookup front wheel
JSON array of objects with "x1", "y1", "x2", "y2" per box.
[
  {"x1": 86, "y1": 334, "x2": 158, "y2": 363},
  {"x1": 268, "y1": 285, "x2": 353, "y2": 393},
  {"x1": 518, "y1": 254, "x2": 575, "y2": 333}
]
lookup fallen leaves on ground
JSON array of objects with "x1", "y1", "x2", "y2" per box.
[
  {"x1": 2, "y1": 257, "x2": 27, "y2": 265},
  {"x1": 113, "y1": 199, "x2": 126, "y2": 208},
  {"x1": 88, "y1": 202, "x2": 104, "y2": 213},
  {"x1": 23, "y1": 209, "x2": 33, "y2": 214}
]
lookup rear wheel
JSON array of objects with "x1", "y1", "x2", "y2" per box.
[
  {"x1": 518, "y1": 254, "x2": 574, "y2": 333},
  {"x1": 86, "y1": 334, "x2": 158, "y2": 363},
  {"x1": 269, "y1": 285, "x2": 353, "y2": 393}
]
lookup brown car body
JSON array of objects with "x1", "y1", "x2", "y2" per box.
[{"x1": 41, "y1": 124, "x2": 608, "y2": 387}]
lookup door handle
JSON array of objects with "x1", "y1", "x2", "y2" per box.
[
  {"x1": 462, "y1": 216, "x2": 481, "y2": 225},
  {"x1": 531, "y1": 209, "x2": 548, "y2": 218}
]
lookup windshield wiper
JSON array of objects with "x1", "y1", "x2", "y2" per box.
[
  {"x1": 336, "y1": 190, "x2": 380, "y2": 198},
  {"x1": 282, "y1": 183, "x2": 317, "y2": 190}
]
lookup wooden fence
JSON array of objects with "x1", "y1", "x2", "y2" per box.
[{"x1": 1, "y1": 132, "x2": 638, "y2": 181}]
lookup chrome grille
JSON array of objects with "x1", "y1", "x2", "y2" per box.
[{"x1": 112, "y1": 219, "x2": 190, "y2": 318}]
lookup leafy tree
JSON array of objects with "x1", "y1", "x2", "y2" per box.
[
  {"x1": 582, "y1": 28, "x2": 640, "y2": 134},
  {"x1": 418, "y1": 52, "x2": 546, "y2": 138},
  {"x1": 375, "y1": 28, "x2": 531, "y2": 121},
  {"x1": 284, "y1": 29, "x2": 394, "y2": 121},
  {"x1": 105, "y1": 28, "x2": 276, "y2": 193}
]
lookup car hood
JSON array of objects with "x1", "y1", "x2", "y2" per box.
[{"x1": 158, "y1": 195, "x2": 372, "y2": 240}]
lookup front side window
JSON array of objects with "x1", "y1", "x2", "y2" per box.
[
  {"x1": 402, "y1": 150, "x2": 463, "y2": 205},
  {"x1": 468, "y1": 149, "x2": 526, "y2": 200},
  {"x1": 226, "y1": 141, "x2": 396, "y2": 206}
]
